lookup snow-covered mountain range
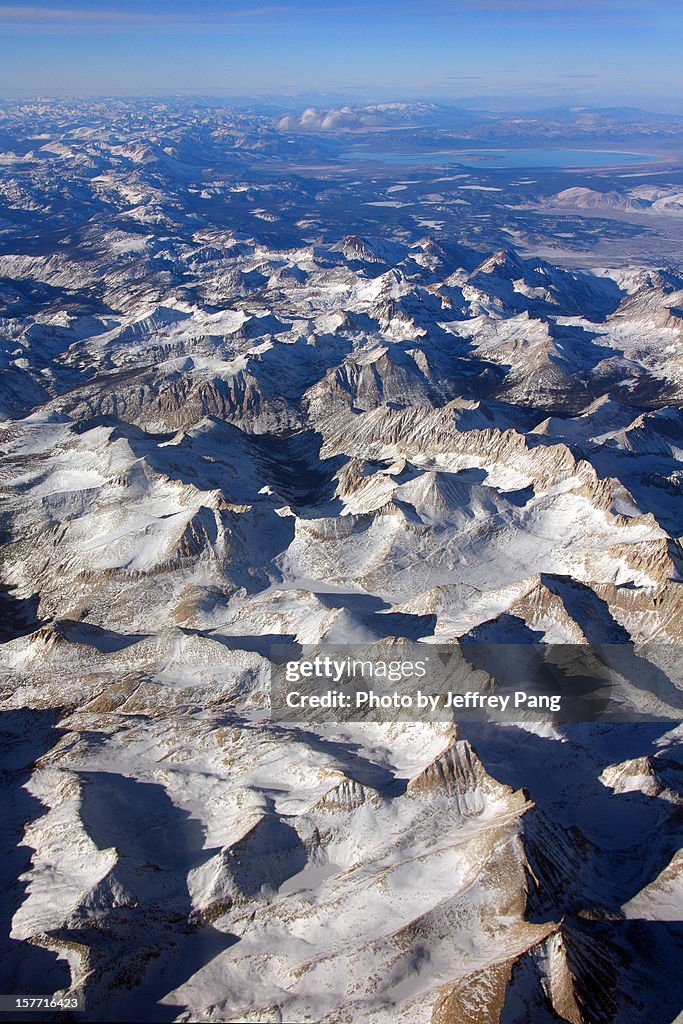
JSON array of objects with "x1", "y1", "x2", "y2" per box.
[{"x1": 1, "y1": 99, "x2": 682, "y2": 1023}]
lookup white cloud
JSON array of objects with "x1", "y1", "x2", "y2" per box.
[{"x1": 276, "y1": 102, "x2": 434, "y2": 132}]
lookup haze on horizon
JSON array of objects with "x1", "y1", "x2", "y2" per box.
[{"x1": 0, "y1": 0, "x2": 681, "y2": 111}]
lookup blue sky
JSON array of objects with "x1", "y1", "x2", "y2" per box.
[{"x1": 0, "y1": 0, "x2": 681, "y2": 108}]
